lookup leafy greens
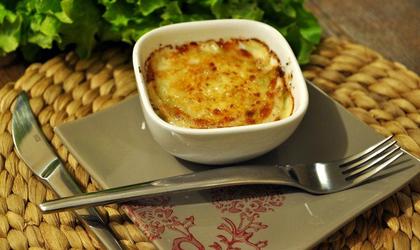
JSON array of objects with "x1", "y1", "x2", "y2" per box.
[{"x1": 0, "y1": 0, "x2": 321, "y2": 64}]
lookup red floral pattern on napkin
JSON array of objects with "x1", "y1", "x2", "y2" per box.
[
  {"x1": 210, "y1": 187, "x2": 285, "y2": 249},
  {"x1": 123, "y1": 187, "x2": 285, "y2": 250},
  {"x1": 123, "y1": 196, "x2": 204, "y2": 249}
]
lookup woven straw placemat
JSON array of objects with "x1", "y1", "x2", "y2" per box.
[{"x1": 0, "y1": 37, "x2": 418, "y2": 250}]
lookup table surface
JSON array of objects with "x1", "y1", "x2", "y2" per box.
[
  {"x1": 306, "y1": 0, "x2": 419, "y2": 73},
  {"x1": 0, "y1": 0, "x2": 419, "y2": 86}
]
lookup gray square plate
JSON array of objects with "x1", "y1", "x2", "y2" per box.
[{"x1": 56, "y1": 82, "x2": 419, "y2": 249}]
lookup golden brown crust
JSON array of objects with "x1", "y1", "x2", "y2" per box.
[{"x1": 145, "y1": 38, "x2": 293, "y2": 128}]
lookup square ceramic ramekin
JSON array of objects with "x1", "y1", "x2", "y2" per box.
[{"x1": 132, "y1": 19, "x2": 308, "y2": 164}]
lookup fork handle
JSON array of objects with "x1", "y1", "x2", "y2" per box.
[{"x1": 39, "y1": 165, "x2": 295, "y2": 213}]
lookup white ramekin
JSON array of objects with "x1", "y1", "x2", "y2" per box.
[{"x1": 132, "y1": 19, "x2": 308, "y2": 164}]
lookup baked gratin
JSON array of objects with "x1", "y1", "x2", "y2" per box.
[{"x1": 144, "y1": 38, "x2": 294, "y2": 129}]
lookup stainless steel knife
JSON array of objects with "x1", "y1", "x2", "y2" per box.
[{"x1": 12, "y1": 92, "x2": 123, "y2": 250}]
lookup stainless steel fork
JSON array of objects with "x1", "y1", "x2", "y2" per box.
[{"x1": 39, "y1": 136, "x2": 403, "y2": 213}]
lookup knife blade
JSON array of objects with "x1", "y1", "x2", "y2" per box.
[{"x1": 12, "y1": 92, "x2": 123, "y2": 250}]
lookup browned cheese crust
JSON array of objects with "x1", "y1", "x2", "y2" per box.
[{"x1": 145, "y1": 39, "x2": 293, "y2": 128}]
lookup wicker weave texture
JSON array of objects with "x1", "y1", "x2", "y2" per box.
[
  {"x1": 305, "y1": 37, "x2": 419, "y2": 158},
  {"x1": 0, "y1": 38, "x2": 418, "y2": 249},
  {"x1": 0, "y1": 48, "x2": 155, "y2": 249}
]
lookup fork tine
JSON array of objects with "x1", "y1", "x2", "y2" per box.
[
  {"x1": 345, "y1": 146, "x2": 401, "y2": 179},
  {"x1": 341, "y1": 140, "x2": 397, "y2": 172},
  {"x1": 348, "y1": 151, "x2": 404, "y2": 184},
  {"x1": 339, "y1": 135, "x2": 393, "y2": 166}
]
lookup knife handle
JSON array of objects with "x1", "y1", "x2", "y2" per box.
[{"x1": 43, "y1": 160, "x2": 123, "y2": 250}]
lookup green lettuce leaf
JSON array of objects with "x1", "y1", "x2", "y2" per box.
[
  {"x1": 0, "y1": 4, "x2": 21, "y2": 56},
  {"x1": 0, "y1": 0, "x2": 321, "y2": 64},
  {"x1": 59, "y1": 0, "x2": 101, "y2": 58},
  {"x1": 137, "y1": 0, "x2": 167, "y2": 16}
]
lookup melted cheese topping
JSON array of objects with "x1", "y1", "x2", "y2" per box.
[{"x1": 145, "y1": 39, "x2": 293, "y2": 128}]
